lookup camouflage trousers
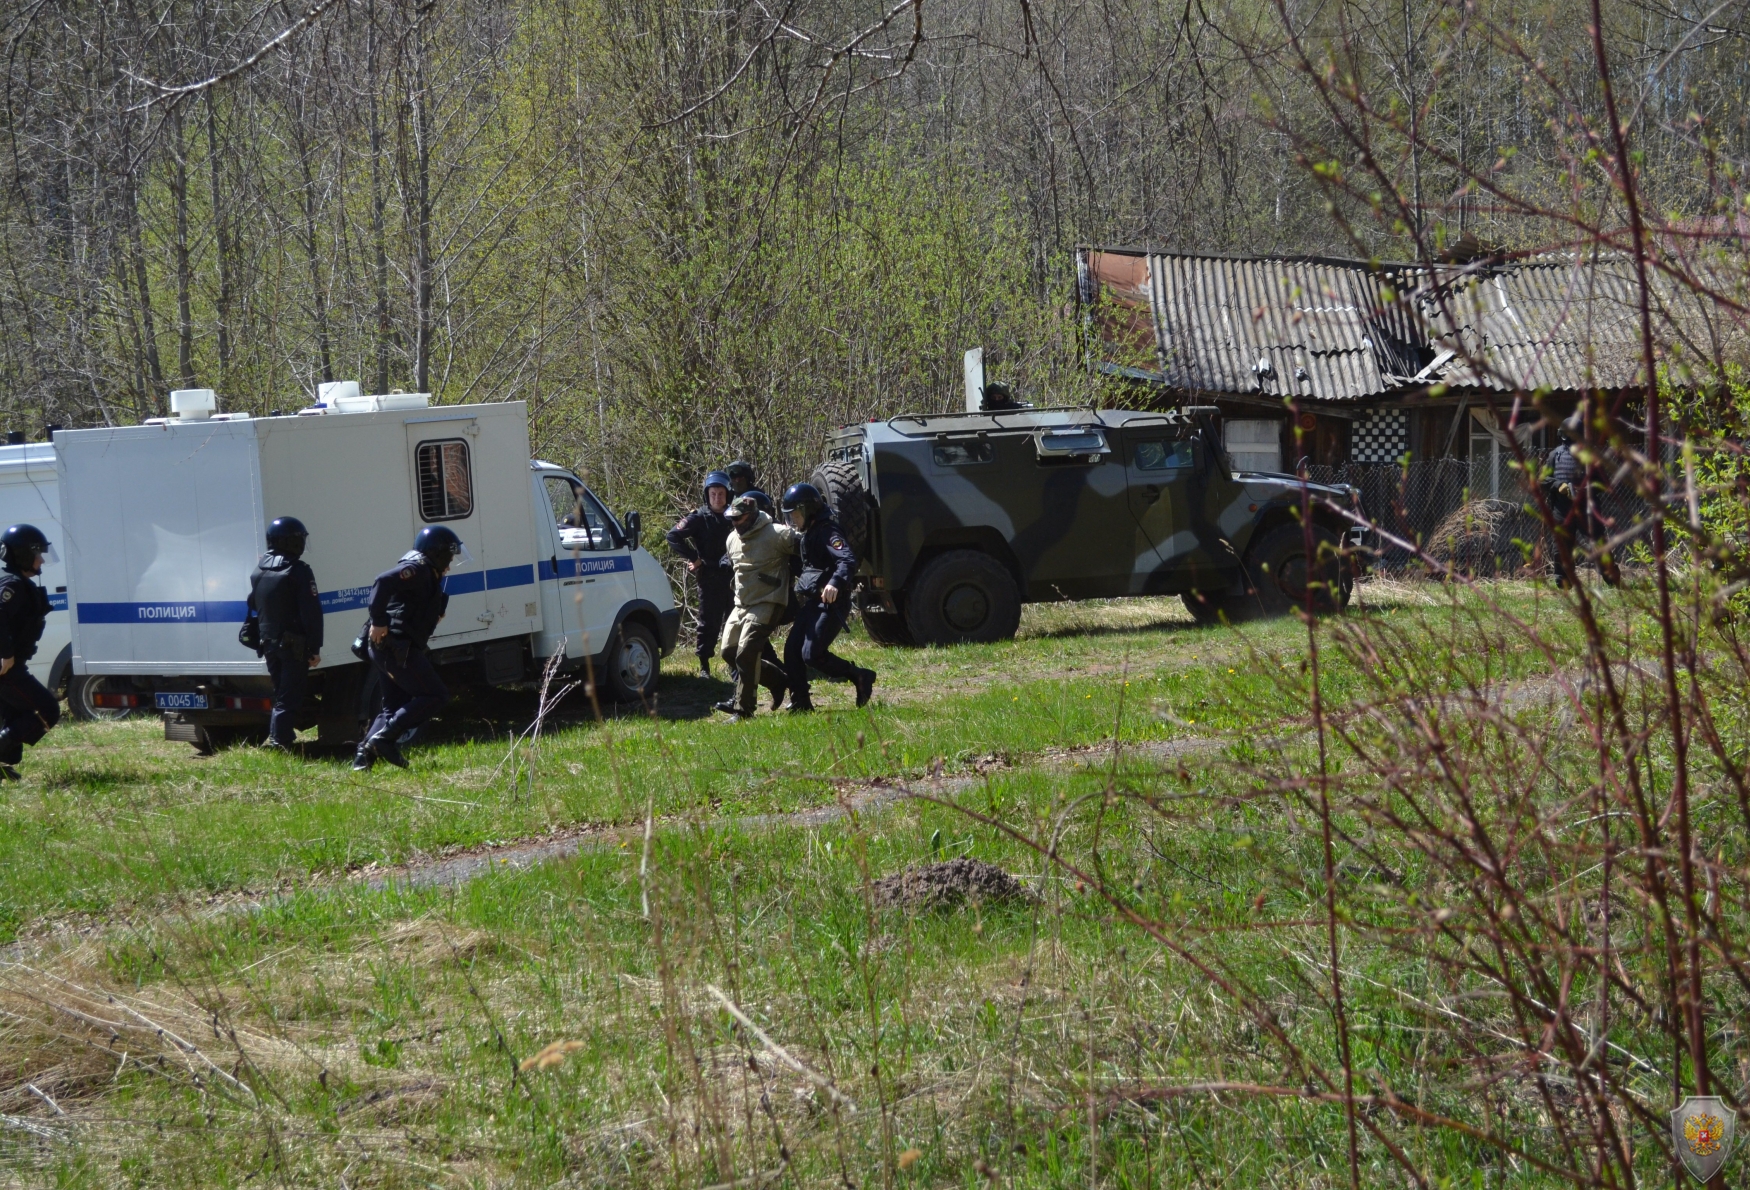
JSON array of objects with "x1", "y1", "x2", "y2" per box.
[{"x1": 719, "y1": 605, "x2": 786, "y2": 715}]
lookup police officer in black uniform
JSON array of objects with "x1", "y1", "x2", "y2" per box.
[
  {"x1": 248, "y1": 517, "x2": 324, "y2": 750},
  {"x1": 726, "y1": 460, "x2": 774, "y2": 516},
  {"x1": 1544, "y1": 417, "x2": 1621, "y2": 588},
  {"x1": 354, "y1": 526, "x2": 467, "y2": 771},
  {"x1": 0, "y1": 525, "x2": 60, "y2": 779},
  {"x1": 666, "y1": 470, "x2": 733, "y2": 677},
  {"x1": 780, "y1": 483, "x2": 875, "y2": 712}
]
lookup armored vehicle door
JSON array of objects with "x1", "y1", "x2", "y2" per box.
[
  {"x1": 1015, "y1": 425, "x2": 1160, "y2": 598},
  {"x1": 1123, "y1": 433, "x2": 1197, "y2": 558},
  {"x1": 1121, "y1": 429, "x2": 1237, "y2": 589}
]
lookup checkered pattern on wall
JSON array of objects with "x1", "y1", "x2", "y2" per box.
[{"x1": 1351, "y1": 408, "x2": 1408, "y2": 464}]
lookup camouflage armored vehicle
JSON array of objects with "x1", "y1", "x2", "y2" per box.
[{"x1": 809, "y1": 406, "x2": 1362, "y2": 646}]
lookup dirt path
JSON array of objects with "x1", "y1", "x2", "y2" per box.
[{"x1": 364, "y1": 734, "x2": 1225, "y2": 890}]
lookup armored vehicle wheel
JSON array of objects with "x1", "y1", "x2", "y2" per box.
[
  {"x1": 859, "y1": 605, "x2": 916, "y2": 646},
  {"x1": 1181, "y1": 590, "x2": 1233, "y2": 626},
  {"x1": 1245, "y1": 524, "x2": 1349, "y2": 616},
  {"x1": 905, "y1": 550, "x2": 1022, "y2": 645},
  {"x1": 811, "y1": 459, "x2": 873, "y2": 561},
  {"x1": 603, "y1": 620, "x2": 660, "y2": 702}
]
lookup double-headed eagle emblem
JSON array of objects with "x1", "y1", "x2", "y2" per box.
[{"x1": 1671, "y1": 1096, "x2": 1736, "y2": 1182}]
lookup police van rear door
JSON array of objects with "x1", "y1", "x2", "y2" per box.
[{"x1": 407, "y1": 426, "x2": 487, "y2": 639}]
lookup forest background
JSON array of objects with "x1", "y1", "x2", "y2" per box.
[{"x1": 2, "y1": 0, "x2": 1747, "y2": 516}]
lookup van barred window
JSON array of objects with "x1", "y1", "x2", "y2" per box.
[{"x1": 416, "y1": 440, "x2": 474, "y2": 521}]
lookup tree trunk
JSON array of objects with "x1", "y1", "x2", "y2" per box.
[{"x1": 170, "y1": 106, "x2": 196, "y2": 389}]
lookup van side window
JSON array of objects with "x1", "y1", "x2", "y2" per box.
[
  {"x1": 1133, "y1": 439, "x2": 1195, "y2": 472},
  {"x1": 416, "y1": 440, "x2": 473, "y2": 520},
  {"x1": 552, "y1": 478, "x2": 622, "y2": 551}
]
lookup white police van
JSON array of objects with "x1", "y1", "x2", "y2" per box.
[
  {"x1": 0, "y1": 441, "x2": 95, "y2": 711},
  {"x1": 56, "y1": 387, "x2": 679, "y2": 748}
]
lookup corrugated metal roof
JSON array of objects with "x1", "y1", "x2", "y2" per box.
[{"x1": 1081, "y1": 247, "x2": 1697, "y2": 402}]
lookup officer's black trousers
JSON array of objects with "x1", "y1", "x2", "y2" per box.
[
  {"x1": 263, "y1": 644, "x2": 308, "y2": 747},
  {"x1": 784, "y1": 596, "x2": 856, "y2": 703},
  {"x1": 0, "y1": 667, "x2": 59, "y2": 764},
  {"x1": 696, "y1": 572, "x2": 733, "y2": 663},
  {"x1": 366, "y1": 641, "x2": 449, "y2": 744}
]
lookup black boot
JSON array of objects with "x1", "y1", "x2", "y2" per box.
[
  {"x1": 854, "y1": 669, "x2": 876, "y2": 708},
  {"x1": 698, "y1": 657, "x2": 711, "y2": 678},
  {"x1": 351, "y1": 742, "x2": 376, "y2": 772},
  {"x1": 712, "y1": 698, "x2": 740, "y2": 715},
  {"x1": 0, "y1": 763, "x2": 19, "y2": 781},
  {"x1": 770, "y1": 680, "x2": 787, "y2": 711},
  {"x1": 787, "y1": 696, "x2": 815, "y2": 715},
  {"x1": 368, "y1": 731, "x2": 408, "y2": 769}
]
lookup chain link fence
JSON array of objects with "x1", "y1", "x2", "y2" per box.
[{"x1": 1306, "y1": 455, "x2": 1649, "y2": 577}]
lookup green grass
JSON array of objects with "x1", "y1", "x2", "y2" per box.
[{"x1": 0, "y1": 581, "x2": 1634, "y2": 1187}]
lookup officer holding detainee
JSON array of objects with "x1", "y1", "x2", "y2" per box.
[
  {"x1": 780, "y1": 483, "x2": 875, "y2": 711},
  {"x1": 715, "y1": 492, "x2": 795, "y2": 719},
  {"x1": 0, "y1": 525, "x2": 60, "y2": 780},
  {"x1": 354, "y1": 526, "x2": 466, "y2": 771},
  {"x1": 666, "y1": 470, "x2": 733, "y2": 678},
  {"x1": 248, "y1": 517, "x2": 324, "y2": 751}
]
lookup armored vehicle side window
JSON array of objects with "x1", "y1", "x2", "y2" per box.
[
  {"x1": 1133, "y1": 440, "x2": 1195, "y2": 472},
  {"x1": 1035, "y1": 426, "x2": 1109, "y2": 463},
  {"x1": 933, "y1": 441, "x2": 994, "y2": 467},
  {"x1": 416, "y1": 440, "x2": 473, "y2": 521}
]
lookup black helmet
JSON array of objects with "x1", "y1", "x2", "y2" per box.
[
  {"x1": 725, "y1": 460, "x2": 757, "y2": 491},
  {"x1": 0, "y1": 524, "x2": 54, "y2": 572},
  {"x1": 414, "y1": 525, "x2": 471, "y2": 569},
  {"x1": 266, "y1": 516, "x2": 308, "y2": 558},
  {"x1": 704, "y1": 470, "x2": 731, "y2": 498},
  {"x1": 781, "y1": 482, "x2": 825, "y2": 525}
]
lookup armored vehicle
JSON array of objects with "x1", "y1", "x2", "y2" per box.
[{"x1": 809, "y1": 406, "x2": 1362, "y2": 646}]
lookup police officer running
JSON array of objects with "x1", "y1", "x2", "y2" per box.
[
  {"x1": 0, "y1": 525, "x2": 60, "y2": 779},
  {"x1": 780, "y1": 484, "x2": 875, "y2": 711},
  {"x1": 248, "y1": 517, "x2": 323, "y2": 750},
  {"x1": 714, "y1": 492, "x2": 795, "y2": 719},
  {"x1": 354, "y1": 526, "x2": 467, "y2": 770},
  {"x1": 666, "y1": 470, "x2": 733, "y2": 677}
]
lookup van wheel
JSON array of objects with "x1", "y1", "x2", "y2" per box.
[
  {"x1": 604, "y1": 621, "x2": 660, "y2": 702},
  {"x1": 67, "y1": 675, "x2": 135, "y2": 721},
  {"x1": 904, "y1": 551, "x2": 1022, "y2": 646},
  {"x1": 1245, "y1": 524, "x2": 1349, "y2": 616},
  {"x1": 859, "y1": 605, "x2": 916, "y2": 647}
]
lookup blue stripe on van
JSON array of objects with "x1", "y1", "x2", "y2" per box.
[
  {"x1": 540, "y1": 554, "x2": 633, "y2": 580},
  {"x1": 77, "y1": 600, "x2": 250, "y2": 624},
  {"x1": 486, "y1": 564, "x2": 534, "y2": 590},
  {"x1": 443, "y1": 571, "x2": 485, "y2": 595}
]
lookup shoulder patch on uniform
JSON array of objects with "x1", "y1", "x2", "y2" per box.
[
  {"x1": 1, "y1": 587, "x2": 12, "y2": 602},
  {"x1": 309, "y1": 582, "x2": 319, "y2": 596},
  {"x1": 830, "y1": 535, "x2": 848, "y2": 551},
  {"x1": 399, "y1": 568, "x2": 414, "y2": 580}
]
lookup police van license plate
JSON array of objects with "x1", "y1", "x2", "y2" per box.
[{"x1": 154, "y1": 692, "x2": 208, "y2": 710}]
